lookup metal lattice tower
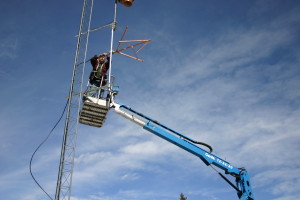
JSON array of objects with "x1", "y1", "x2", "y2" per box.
[{"x1": 55, "y1": 0, "x2": 94, "y2": 199}]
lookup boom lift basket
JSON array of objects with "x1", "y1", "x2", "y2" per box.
[{"x1": 79, "y1": 96, "x2": 110, "y2": 127}]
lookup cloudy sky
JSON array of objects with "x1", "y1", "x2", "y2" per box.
[{"x1": 1, "y1": 0, "x2": 300, "y2": 200}]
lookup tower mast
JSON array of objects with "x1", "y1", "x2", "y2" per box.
[{"x1": 55, "y1": 0, "x2": 94, "y2": 199}]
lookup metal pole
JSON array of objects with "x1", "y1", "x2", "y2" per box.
[{"x1": 108, "y1": 0, "x2": 118, "y2": 90}]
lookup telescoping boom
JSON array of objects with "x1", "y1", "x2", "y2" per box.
[{"x1": 112, "y1": 102, "x2": 254, "y2": 200}]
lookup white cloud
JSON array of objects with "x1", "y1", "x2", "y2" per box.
[
  {"x1": 253, "y1": 168, "x2": 300, "y2": 197},
  {"x1": 0, "y1": 38, "x2": 18, "y2": 59},
  {"x1": 155, "y1": 26, "x2": 292, "y2": 90},
  {"x1": 274, "y1": 194, "x2": 300, "y2": 200},
  {"x1": 72, "y1": 189, "x2": 179, "y2": 200},
  {"x1": 120, "y1": 172, "x2": 140, "y2": 181},
  {"x1": 120, "y1": 141, "x2": 169, "y2": 156}
]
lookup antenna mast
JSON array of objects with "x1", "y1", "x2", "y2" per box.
[{"x1": 55, "y1": 0, "x2": 94, "y2": 199}]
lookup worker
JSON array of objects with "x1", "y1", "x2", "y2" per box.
[{"x1": 87, "y1": 53, "x2": 110, "y2": 98}]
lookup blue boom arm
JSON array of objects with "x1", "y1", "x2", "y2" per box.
[{"x1": 113, "y1": 103, "x2": 254, "y2": 200}]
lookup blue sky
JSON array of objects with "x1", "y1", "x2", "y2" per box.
[{"x1": 1, "y1": 0, "x2": 300, "y2": 200}]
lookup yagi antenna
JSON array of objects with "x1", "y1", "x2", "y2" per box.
[{"x1": 113, "y1": 26, "x2": 151, "y2": 62}]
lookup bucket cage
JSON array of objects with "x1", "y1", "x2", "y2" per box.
[{"x1": 79, "y1": 75, "x2": 118, "y2": 127}]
